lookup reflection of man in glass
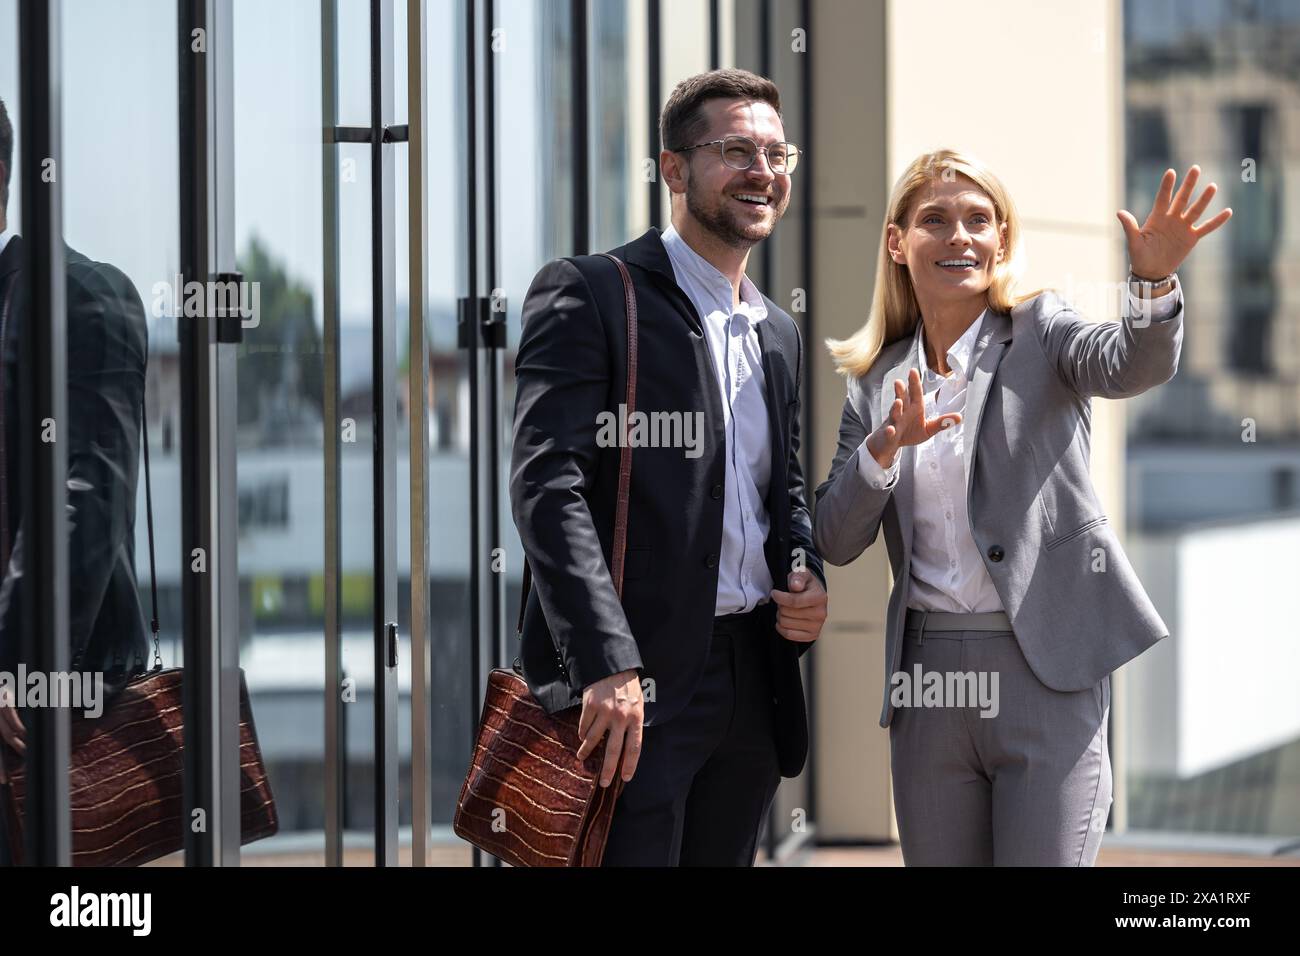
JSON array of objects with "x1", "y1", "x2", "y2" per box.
[{"x1": 0, "y1": 97, "x2": 151, "y2": 812}]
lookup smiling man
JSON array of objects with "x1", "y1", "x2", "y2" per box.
[{"x1": 509, "y1": 68, "x2": 827, "y2": 866}]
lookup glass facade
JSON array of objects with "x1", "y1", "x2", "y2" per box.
[
  {"x1": 1124, "y1": 0, "x2": 1300, "y2": 838},
  {"x1": 0, "y1": 0, "x2": 819, "y2": 866}
]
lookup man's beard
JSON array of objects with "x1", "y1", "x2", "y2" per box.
[{"x1": 684, "y1": 177, "x2": 786, "y2": 250}]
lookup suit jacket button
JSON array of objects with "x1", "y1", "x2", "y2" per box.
[
  {"x1": 705, "y1": 553, "x2": 719, "y2": 569},
  {"x1": 710, "y1": 483, "x2": 723, "y2": 499},
  {"x1": 987, "y1": 545, "x2": 1004, "y2": 562}
]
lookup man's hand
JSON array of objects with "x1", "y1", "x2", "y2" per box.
[
  {"x1": 576, "y1": 668, "x2": 644, "y2": 788},
  {"x1": 1118, "y1": 165, "x2": 1232, "y2": 282},
  {"x1": 865, "y1": 367, "x2": 961, "y2": 469},
  {"x1": 0, "y1": 684, "x2": 26, "y2": 785},
  {"x1": 770, "y1": 569, "x2": 828, "y2": 644}
]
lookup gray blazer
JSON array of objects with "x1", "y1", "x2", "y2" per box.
[{"x1": 813, "y1": 291, "x2": 1182, "y2": 727}]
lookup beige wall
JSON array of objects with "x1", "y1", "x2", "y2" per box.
[{"x1": 810, "y1": 0, "x2": 1125, "y2": 840}]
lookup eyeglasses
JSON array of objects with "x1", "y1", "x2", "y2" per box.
[{"x1": 673, "y1": 134, "x2": 802, "y2": 175}]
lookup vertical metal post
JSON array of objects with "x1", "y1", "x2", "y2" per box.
[
  {"x1": 797, "y1": 0, "x2": 817, "y2": 846},
  {"x1": 571, "y1": 0, "x2": 589, "y2": 254},
  {"x1": 709, "y1": 0, "x2": 720, "y2": 68},
  {"x1": 484, "y1": 0, "x2": 506, "y2": 673},
  {"x1": 369, "y1": 0, "x2": 400, "y2": 868},
  {"x1": 462, "y1": 0, "x2": 485, "y2": 869},
  {"x1": 177, "y1": 0, "x2": 240, "y2": 868},
  {"x1": 320, "y1": 0, "x2": 345, "y2": 868},
  {"x1": 16, "y1": 0, "x2": 70, "y2": 868},
  {"x1": 756, "y1": 0, "x2": 771, "y2": 290},
  {"x1": 178, "y1": 0, "x2": 221, "y2": 868},
  {"x1": 212, "y1": 0, "x2": 243, "y2": 867},
  {"x1": 758, "y1": 0, "x2": 779, "y2": 862},
  {"x1": 647, "y1": 0, "x2": 660, "y2": 229},
  {"x1": 408, "y1": 0, "x2": 433, "y2": 868}
]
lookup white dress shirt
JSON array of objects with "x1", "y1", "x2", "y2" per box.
[
  {"x1": 0, "y1": 228, "x2": 13, "y2": 259},
  {"x1": 857, "y1": 285, "x2": 1180, "y2": 613},
  {"x1": 661, "y1": 225, "x2": 774, "y2": 616}
]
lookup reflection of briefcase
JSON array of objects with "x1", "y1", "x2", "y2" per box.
[
  {"x1": 0, "y1": 666, "x2": 278, "y2": 866},
  {"x1": 453, "y1": 252, "x2": 640, "y2": 867},
  {"x1": 0, "y1": 389, "x2": 276, "y2": 866}
]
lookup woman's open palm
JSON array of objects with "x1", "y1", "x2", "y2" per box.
[
  {"x1": 1118, "y1": 165, "x2": 1232, "y2": 280},
  {"x1": 868, "y1": 367, "x2": 961, "y2": 467}
]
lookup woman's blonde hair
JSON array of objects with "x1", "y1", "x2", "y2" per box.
[{"x1": 826, "y1": 148, "x2": 1038, "y2": 378}]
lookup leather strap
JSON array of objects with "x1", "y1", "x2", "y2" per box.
[
  {"x1": 141, "y1": 394, "x2": 160, "y2": 669},
  {"x1": 601, "y1": 252, "x2": 637, "y2": 598},
  {"x1": 516, "y1": 253, "x2": 638, "y2": 635},
  {"x1": 0, "y1": 275, "x2": 14, "y2": 574}
]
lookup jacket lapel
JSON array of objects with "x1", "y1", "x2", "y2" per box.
[
  {"x1": 615, "y1": 227, "x2": 704, "y2": 338},
  {"x1": 755, "y1": 317, "x2": 788, "y2": 483},
  {"x1": 609, "y1": 227, "x2": 728, "y2": 485},
  {"x1": 877, "y1": 327, "x2": 923, "y2": 559},
  {"x1": 0, "y1": 234, "x2": 23, "y2": 287},
  {"x1": 754, "y1": 320, "x2": 787, "y2": 583},
  {"x1": 961, "y1": 309, "x2": 1013, "y2": 509}
]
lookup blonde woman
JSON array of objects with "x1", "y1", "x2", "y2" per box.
[{"x1": 812, "y1": 149, "x2": 1230, "y2": 865}]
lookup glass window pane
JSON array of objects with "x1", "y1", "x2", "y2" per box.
[
  {"x1": 1123, "y1": 0, "x2": 1300, "y2": 840},
  {"x1": 422, "y1": 0, "x2": 472, "y2": 865},
  {"x1": 232, "y1": 0, "x2": 332, "y2": 863}
]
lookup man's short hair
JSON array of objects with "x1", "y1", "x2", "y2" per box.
[
  {"x1": 659, "y1": 68, "x2": 782, "y2": 155},
  {"x1": 0, "y1": 97, "x2": 11, "y2": 213}
]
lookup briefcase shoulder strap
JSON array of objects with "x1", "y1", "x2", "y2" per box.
[
  {"x1": 516, "y1": 252, "x2": 638, "y2": 638},
  {"x1": 141, "y1": 392, "x2": 161, "y2": 671}
]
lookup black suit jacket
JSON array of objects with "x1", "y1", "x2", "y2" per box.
[
  {"x1": 510, "y1": 227, "x2": 824, "y2": 778},
  {"x1": 0, "y1": 235, "x2": 150, "y2": 700}
]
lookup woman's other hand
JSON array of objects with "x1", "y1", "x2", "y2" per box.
[
  {"x1": 1118, "y1": 165, "x2": 1232, "y2": 281},
  {"x1": 864, "y1": 367, "x2": 961, "y2": 469}
]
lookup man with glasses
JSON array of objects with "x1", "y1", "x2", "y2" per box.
[{"x1": 510, "y1": 68, "x2": 826, "y2": 866}]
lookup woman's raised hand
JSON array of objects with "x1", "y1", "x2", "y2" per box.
[
  {"x1": 1117, "y1": 165, "x2": 1232, "y2": 280},
  {"x1": 864, "y1": 367, "x2": 961, "y2": 470}
]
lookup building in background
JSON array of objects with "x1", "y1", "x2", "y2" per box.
[{"x1": 1123, "y1": 0, "x2": 1300, "y2": 838}]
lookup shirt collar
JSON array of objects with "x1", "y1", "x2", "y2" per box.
[
  {"x1": 916, "y1": 307, "x2": 987, "y2": 387},
  {"x1": 661, "y1": 224, "x2": 768, "y2": 323},
  {"x1": 0, "y1": 228, "x2": 13, "y2": 259}
]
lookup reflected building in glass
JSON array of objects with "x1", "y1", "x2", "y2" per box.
[{"x1": 1123, "y1": 0, "x2": 1300, "y2": 837}]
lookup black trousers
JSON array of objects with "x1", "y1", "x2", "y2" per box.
[{"x1": 601, "y1": 606, "x2": 782, "y2": 866}]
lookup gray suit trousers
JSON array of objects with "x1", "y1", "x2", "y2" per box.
[{"x1": 889, "y1": 610, "x2": 1113, "y2": 866}]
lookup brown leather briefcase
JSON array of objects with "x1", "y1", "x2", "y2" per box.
[{"x1": 453, "y1": 252, "x2": 639, "y2": 867}]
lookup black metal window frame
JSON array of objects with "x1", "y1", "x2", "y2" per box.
[{"x1": 16, "y1": 0, "x2": 71, "y2": 868}]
